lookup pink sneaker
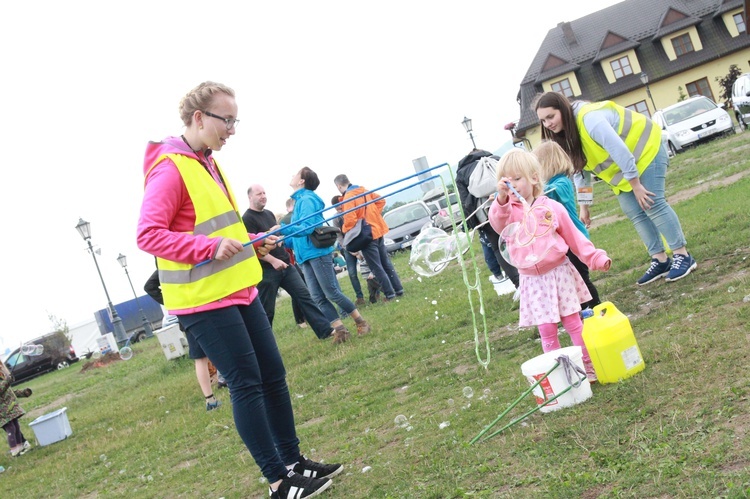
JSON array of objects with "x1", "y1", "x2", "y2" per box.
[{"x1": 583, "y1": 359, "x2": 598, "y2": 384}]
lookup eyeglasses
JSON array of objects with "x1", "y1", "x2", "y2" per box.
[{"x1": 203, "y1": 110, "x2": 240, "y2": 130}]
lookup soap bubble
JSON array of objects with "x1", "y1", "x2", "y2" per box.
[
  {"x1": 483, "y1": 388, "x2": 491, "y2": 397},
  {"x1": 728, "y1": 286, "x2": 735, "y2": 293},
  {"x1": 158, "y1": 396, "x2": 166, "y2": 404},
  {"x1": 362, "y1": 466, "x2": 373, "y2": 473},
  {"x1": 22, "y1": 344, "x2": 43, "y2": 356},
  {"x1": 744, "y1": 295, "x2": 750, "y2": 303},
  {"x1": 447, "y1": 398, "x2": 454, "y2": 406},
  {"x1": 92, "y1": 350, "x2": 101, "y2": 360},
  {"x1": 499, "y1": 205, "x2": 558, "y2": 268},
  {"x1": 438, "y1": 421, "x2": 450, "y2": 430},
  {"x1": 409, "y1": 227, "x2": 471, "y2": 277},
  {"x1": 100, "y1": 454, "x2": 107, "y2": 462},
  {"x1": 462, "y1": 386, "x2": 474, "y2": 398},
  {"x1": 119, "y1": 347, "x2": 133, "y2": 361},
  {"x1": 394, "y1": 415, "x2": 408, "y2": 427}
]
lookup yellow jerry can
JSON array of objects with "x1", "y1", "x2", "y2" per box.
[{"x1": 582, "y1": 302, "x2": 645, "y2": 384}]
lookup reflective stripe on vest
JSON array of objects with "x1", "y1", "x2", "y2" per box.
[
  {"x1": 577, "y1": 101, "x2": 662, "y2": 194},
  {"x1": 146, "y1": 153, "x2": 261, "y2": 310}
]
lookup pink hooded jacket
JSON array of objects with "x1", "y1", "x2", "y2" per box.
[
  {"x1": 136, "y1": 136, "x2": 259, "y2": 315},
  {"x1": 488, "y1": 195, "x2": 610, "y2": 276}
]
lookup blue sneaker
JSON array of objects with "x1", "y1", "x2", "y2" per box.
[
  {"x1": 665, "y1": 253, "x2": 697, "y2": 282},
  {"x1": 637, "y1": 258, "x2": 671, "y2": 285}
]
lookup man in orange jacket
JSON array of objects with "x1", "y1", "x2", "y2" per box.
[{"x1": 334, "y1": 174, "x2": 404, "y2": 300}]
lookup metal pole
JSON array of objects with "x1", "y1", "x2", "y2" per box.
[
  {"x1": 468, "y1": 131, "x2": 477, "y2": 149},
  {"x1": 646, "y1": 85, "x2": 657, "y2": 111},
  {"x1": 123, "y1": 266, "x2": 153, "y2": 338},
  {"x1": 86, "y1": 239, "x2": 128, "y2": 344}
]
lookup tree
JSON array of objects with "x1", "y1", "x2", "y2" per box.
[
  {"x1": 48, "y1": 312, "x2": 71, "y2": 343},
  {"x1": 677, "y1": 86, "x2": 688, "y2": 102},
  {"x1": 715, "y1": 64, "x2": 743, "y2": 107}
]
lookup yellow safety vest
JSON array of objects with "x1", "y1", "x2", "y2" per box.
[
  {"x1": 577, "y1": 101, "x2": 662, "y2": 194},
  {"x1": 146, "y1": 153, "x2": 261, "y2": 310}
]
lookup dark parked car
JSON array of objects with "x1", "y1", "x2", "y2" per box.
[
  {"x1": 3, "y1": 332, "x2": 79, "y2": 385},
  {"x1": 383, "y1": 201, "x2": 435, "y2": 253}
]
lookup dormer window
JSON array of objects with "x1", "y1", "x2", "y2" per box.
[
  {"x1": 610, "y1": 56, "x2": 634, "y2": 79},
  {"x1": 672, "y1": 33, "x2": 694, "y2": 56},
  {"x1": 550, "y1": 78, "x2": 574, "y2": 98},
  {"x1": 734, "y1": 12, "x2": 746, "y2": 33}
]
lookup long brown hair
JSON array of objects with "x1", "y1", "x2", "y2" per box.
[{"x1": 533, "y1": 92, "x2": 587, "y2": 172}]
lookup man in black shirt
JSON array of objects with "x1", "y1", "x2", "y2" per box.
[{"x1": 242, "y1": 184, "x2": 334, "y2": 340}]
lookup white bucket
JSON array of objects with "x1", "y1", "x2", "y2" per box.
[{"x1": 520, "y1": 346, "x2": 592, "y2": 413}]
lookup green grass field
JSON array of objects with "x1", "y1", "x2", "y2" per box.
[{"x1": 3, "y1": 133, "x2": 750, "y2": 498}]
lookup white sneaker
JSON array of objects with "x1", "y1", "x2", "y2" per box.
[{"x1": 489, "y1": 275, "x2": 507, "y2": 285}]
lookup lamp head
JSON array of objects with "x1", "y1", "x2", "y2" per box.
[
  {"x1": 75, "y1": 218, "x2": 91, "y2": 240},
  {"x1": 640, "y1": 72, "x2": 649, "y2": 85},
  {"x1": 461, "y1": 116, "x2": 473, "y2": 134},
  {"x1": 117, "y1": 253, "x2": 127, "y2": 269}
]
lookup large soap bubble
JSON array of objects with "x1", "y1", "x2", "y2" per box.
[
  {"x1": 499, "y1": 204, "x2": 558, "y2": 268},
  {"x1": 409, "y1": 227, "x2": 471, "y2": 277}
]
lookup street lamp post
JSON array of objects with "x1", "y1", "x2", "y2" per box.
[
  {"x1": 75, "y1": 218, "x2": 128, "y2": 344},
  {"x1": 461, "y1": 116, "x2": 477, "y2": 149},
  {"x1": 640, "y1": 72, "x2": 657, "y2": 112},
  {"x1": 117, "y1": 253, "x2": 153, "y2": 339}
]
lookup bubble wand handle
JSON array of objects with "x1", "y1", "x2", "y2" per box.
[{"x1": 505, "y1": 181, "x2": 529, "y2": 207}]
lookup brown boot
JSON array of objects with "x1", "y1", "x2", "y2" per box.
[
  {"x1": 332, "y1": 327, "x2": 351, "y2": 344},
  {"x1": 356, "y1": 320, "x2": 371, "y2": 336}
]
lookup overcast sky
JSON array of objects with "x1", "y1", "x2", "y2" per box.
[{"x1": 0, "y1": 0, "x2": 623, "y2": 352}]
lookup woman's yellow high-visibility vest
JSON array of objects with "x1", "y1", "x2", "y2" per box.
[
  {"x1": 146, "y1": 153, "x2": 261, "y2": 310},
  {"x1": 577, "y1": 101, "x2": 662, "y2": 194}
]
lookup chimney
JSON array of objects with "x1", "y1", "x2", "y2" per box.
[{"x1": 558, "y1": 22, "x2": 578, "y2": 46}]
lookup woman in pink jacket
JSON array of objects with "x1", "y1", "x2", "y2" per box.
[
  {"x1": 488, "y1": 149, "x2": 611, "y2": 381},
  {"x1": 137, "y1": 81, "x2": 340, "y2": 498}
]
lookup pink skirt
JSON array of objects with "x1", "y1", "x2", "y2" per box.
[{"x1": 518, "y1": 259, "x2": 592, "y2": 327}]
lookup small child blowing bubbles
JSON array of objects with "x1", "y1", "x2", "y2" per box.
[
  {"x1": 533, "y1": 140, "x2": 602, "y2": 310},
  {"x1": 488, "y1": 149, "x2": 611, "y2": 381}
]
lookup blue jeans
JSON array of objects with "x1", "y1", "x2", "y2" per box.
[
  {"x1": 343, "y1": 248, "x2": 364, "y2": 299},
  {"x1": 360, "y1": 237, "x2": 403, "y2": 299},
  {"x1": 300, "y1": 254, "x2": 356, "y2": 322},
  {"x1": 479, "y1": 230, "x2": 503, "y2": 277},
  {"x1": 178, "y1": 299, "x2": 299, "y2": 482},
  {"x1": 616, "y1": 146, "x2": 687, "y2": 256},
  {"x1": 257, "y1": 264, "x2": 332, "y2": 339}
]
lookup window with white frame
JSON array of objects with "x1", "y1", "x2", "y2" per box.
[
  {"x1": 610, "y1": 56, "x2": 634, "y2": 80},
  {"x1": 626, "y1": 101, "x2": 651, "y2": 117},
  {"x1": 550, "y1": 78, "x2": 573, "y2": 98},
  {"x1": 671, "y1": 33, "x2": 694, "y2": 57}
]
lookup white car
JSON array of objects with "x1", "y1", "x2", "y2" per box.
[
  {"x1": 652, "y1": 96, "x2": 734, "y2": 155},
  {"x1": 423, "y1": 191, "x2": 463, "y2": 231},
  {"x1": 731, "y1": 72, "x2": 750, "y2": 130}
]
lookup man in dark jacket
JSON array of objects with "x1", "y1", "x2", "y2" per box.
[
  {"x1": 455, "y1": 149, "x2": 519, "y2": 288},
  {"x1": 243, "y1": 184, "x2": 334, "y2": 340}
]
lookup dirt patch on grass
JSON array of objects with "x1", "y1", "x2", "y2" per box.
[
  {"x1": 590, "y1": 169, "x2": 750, "y2": 230},
  {"x1": 26, "y1": 392, "x2": 81, "y2": 420},
  {"x1": 79, "y1": 352, "x2": 123, "y2": 373}
]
